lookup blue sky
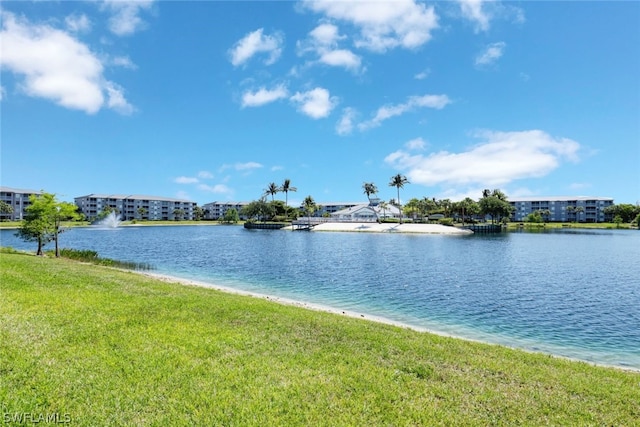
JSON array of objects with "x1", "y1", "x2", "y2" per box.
[{"x1": 1, "y1": 1, "x2": 639, "y2": 206}]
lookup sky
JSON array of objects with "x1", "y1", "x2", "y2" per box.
[{"x1": 1, "y1": 0, "x2": 639, "y2": 207}]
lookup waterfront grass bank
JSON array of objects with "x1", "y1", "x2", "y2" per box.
[{"x1": 1, "y1": 252, "x2": 638, "y2": 425}]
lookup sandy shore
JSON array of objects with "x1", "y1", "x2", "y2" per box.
[{"x1": 309, "y1": 222, "x2": 473, "y2": 235}]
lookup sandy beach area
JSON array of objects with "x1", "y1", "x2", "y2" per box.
[{"x1": 309, "y1": 222, "x2": 473, "y2": 235}]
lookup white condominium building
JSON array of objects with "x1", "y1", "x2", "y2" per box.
[
  {"x1": 0, "y1": 186, "x2": 43, "y2": 221},
  {"x1": 75, "y1": 194, "x2": 197, "y2": 221}
]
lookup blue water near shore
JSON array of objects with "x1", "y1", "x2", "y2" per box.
[{"x1": 2, "y1": 225, "x2": 639, "y2": 369}]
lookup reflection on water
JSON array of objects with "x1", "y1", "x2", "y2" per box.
[{"x1": 2, "y1": 226, "x2": 639, "y2": 369}]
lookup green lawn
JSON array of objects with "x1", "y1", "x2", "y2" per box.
[{"x1": 1, "y1": 252, "x2": 638, "y2": 426}]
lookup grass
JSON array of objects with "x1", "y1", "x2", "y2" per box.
[{"x1": 1, "y1": 252, "x2": 639, "y2": 426}]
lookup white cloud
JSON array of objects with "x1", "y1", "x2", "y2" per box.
[
  {"x1": 336, "y1": 107, "x2": 358, "y2": 135},
  {"x1": 359, "y1": 94, "x2": 451, "y2": 130},
  {"x1": 198, "y1": 184, "x2": 233, "y2": 194},
  {"x1": 298, "y1": 23, "x2": 362, "y2": 72},
  {"x1": 384, "y1": 130, "x2": 580, "y2": 188},
  {"x1": 175, "y1": 176, "x2": 199, "y2": 184},
  {"x1": 229, "y1": 28, "x2": 284, "y2": 67},
  {"x1": 198, "y1": 171, "x2": 214, "y2": 179},
  {"x1": 241, "y1": 85, "x2": 289, "y2": 107},
  {"x1": 475, "y1": 42, "x2": 506, "y2": 67},
  {"x1": 65, "y1": 14, "x2": 91, "y2": 33},
  {"x1": 318, "y1": 49, "x2": 362, "y2": 71},
  {"x1": 102, "y1": 0, "x2": 154, "y2": 36},
  {"x1": 303, "y1": 0, "x2": 438, "y2": 52},
  {"x1": 235, "y1": 161, "x2": 263, "y2": 171},
  {"x1": 220, "y1": 162, "x2": 264, "y2": 172},
  {"x1": 290, "y1": 87, "x2": 337, "y2": 119},
  {"x1": 0, "y1": 12, "x2": 133, "y2": 114},
  {"x1": 414, "y1": 68, "x2": 430, "y2": 80},
  {"x1": 458, "y1": 0, "x2": 491, "y2": 32},
  {"x1": 405, "y1": 137, "x2": 426, "y2": 151},
  {"x1": 111, "y1": 55, "x2": 137, "y2": 69},
  {"x1": 271, "y1": 165, "x2": 284, "y2": 171},
  {"x1": 309, "y1": 22, "x2": 343, "y2": 45},
  {"x1": 105, "y1": 81, "x2": 135, "y2": 115}
]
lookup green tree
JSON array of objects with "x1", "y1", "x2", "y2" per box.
[
  {"x1": 566, "y1": 205, "x2": 584, "y2": 223},
  {"x1": 241, "y1": 198, "x2": 274, "y2": 222},
  {"x1": 454, "y1": 197, "x2": 479, "y2": 226},
  {"x1": 538, "y1": 209, "x2": 551, "y2": 223},
  {"x1": 604, "y1": 204, "x2": 640, "y2": 223},
  {"x1": 388, "y1": 174, "x2": 409, "y2": 224},
  {"x1": 436, "y1": 198, "x2": 453, "y2": 218},
  {"x1": 403, "y1": 198, "x2": 421, "y2": 221},
  {"x1": 302, "y1": 195, "x2": 318, "y2": 227},
  {"x1": 16, "y1": 193, "x2": 80, "y2": 256},
  {"x1": 525, "y1": 211, "x2": 543, "y2": 223},
  {"x1": 362, "y1": 182, "x2": 379, "y2": 222},
  {"x1": 221, "y1": 208, "x2": 239, "y2": 224},
  {"x1": 479, "y1": 189, "x2": 513, "y2": 224},
  {"x1": 137, "y1": 207, "x2": 147, "y2": 220},
  {"x1": 280, "y1": 179, "x2": 297, "y2": 208},
  {"x1": 193, "y1": 206, "x2": 205, "y2": 221},
  {"x1": 0, "y1": 200, "x2": 14, "y2": 220},
  {"x1": 265, "y1": 182, "x2": 280, "y2": 202},
  {"x1": 172, "y1": 208, "x2": 185, "y2": 221},
  {"x1": 378, "y1": 201, "x2": 389, "y2": 221}
]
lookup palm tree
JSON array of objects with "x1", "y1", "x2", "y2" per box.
[
  {"x1": 362, "y1": 182, "x2": 379, "y2": 222},
  {"x1": 566, "y1": 205, "x2": 584, "y2": 223},
  {"x1": 388, "y1": 174, "x2": 409, "y2": 223},
  {"x1": 303, "y1": 195, "x2": 317, "y2": 228},
  {"x1": 264, "y1": 182, "x2": 279, "y2": 202},
  {"x1": 378, "y1": 201, "x2": 388, "y2": 221},
  {"x1": 280, "y1": 178, "x2": 297, "y2": 207}
]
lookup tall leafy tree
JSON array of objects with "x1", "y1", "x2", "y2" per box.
[
  {"x1": 388, "y1": 174, "x2": 409, "y2": 223},
  {"x1": 16, "y1": 193, "x2": 80, "y2": 256},
  {"x1": 378, "y1": 201, "x2": 388, "y2": 221},
  {"x1": 280, "y1": 179, "x2": 297, "y2": 207},
  {"x1": 453, "y1": 197, "x2": 479, "y2": 225},
  {"x1": 0, "y1": 200, "x2": 14, "y2": 220},
  {"x1": 241, "y1": 198, "x2": 274, "y2": 222},
  {"x1": 479, "y1": 189, "x2": 513, "y2": 224},
  {"x1": 265, "y1": 182, "x2": 280, "y2": 202},
  {"x1": 566, "y1": 205, "x2": 584, "y2": 223}
]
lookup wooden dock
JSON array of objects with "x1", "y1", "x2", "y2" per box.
[{"x1": 291, "y1": 218, "x2": 331, "y2": 231}]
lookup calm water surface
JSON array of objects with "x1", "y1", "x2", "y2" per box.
[{"x1": 2, "y1": 225, "x2": 639, "y2": 369}]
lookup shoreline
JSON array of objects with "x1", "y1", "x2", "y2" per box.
[
  {"x1": 135, "y1": 269, "x2": 639, "y2": 372},
  {"x1": 290, "y1": 222, "x2": 474, "y2": 235}
]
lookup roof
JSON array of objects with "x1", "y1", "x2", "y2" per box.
[
  {"x1": 508, "y1": 196, "x2": 614, "y2": 203},
  {"x1": 74, "y1": 193, "x2": 194, "y2": 203},
  {"x1": 0, "y1": 186, "x2": 43, "y2": 195}
]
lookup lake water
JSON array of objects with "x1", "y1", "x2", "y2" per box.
[{"x1": 2, "y1": 225, "x2": 639, "y2": 370}]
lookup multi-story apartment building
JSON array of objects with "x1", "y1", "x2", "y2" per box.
[
  {"x1": 202, "y1": 201, "x2": 250, "y2": 220},
  {"x1": 0, "y1": 186, "x2": 42, "y2": 221},
  {"x1": 75, "y1": 194, "x2": 197, "y2": 221},
  {"x1": 509, "y1": 196, "x2": 614, "y2": 223}
]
